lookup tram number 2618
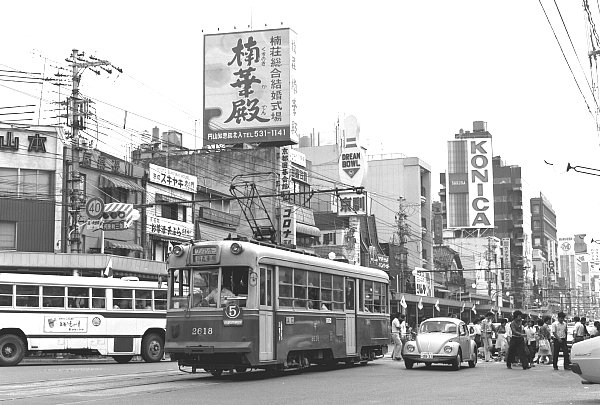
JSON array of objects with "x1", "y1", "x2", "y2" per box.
[{"x1": 192, "y1": 327, "x2": 213, "y2": 335}]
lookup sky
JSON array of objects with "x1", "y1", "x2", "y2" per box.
[{"x1": 3, "y1": 0, "x2": 600, "y2": 241}]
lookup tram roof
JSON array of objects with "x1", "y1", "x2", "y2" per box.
[{"x1": 189, "y1": 239, "x2": 389, "y2": 281}]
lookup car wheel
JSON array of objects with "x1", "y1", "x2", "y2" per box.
[
  {"x1": 425, "y1": 362, "x2": 432, "y2": 368},
  {"x1": 404, "y1": 359, "x2": 414, "y2": 369},
  {"x1": 452, "y1": 351, "x2": 462, "y2": 371}
]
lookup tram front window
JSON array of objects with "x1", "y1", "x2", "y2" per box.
[{"x1": 189, "y1": 267, "x2": 249, "y2": 309}]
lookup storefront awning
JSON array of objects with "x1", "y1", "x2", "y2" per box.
[
  {"x1": 106, "y1": 240, "x2": 144, "y2": 251},
  {"x1": 296, "y1": 223, "x2": 321, "y2": 237},
  {"x1": 99, "y1": 174, "x2": 144, "y2": 192}
]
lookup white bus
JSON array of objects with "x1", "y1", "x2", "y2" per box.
[{"x1": 0, "y1": 273, "x2": 166, "y2": 366}]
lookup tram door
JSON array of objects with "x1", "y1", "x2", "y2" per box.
[
  {"x1": 345, "y1": 278, "x2": 357, "y2": 355},
  {"x1": 259, "y1": 266, "x2": 274, "y2": 361}
]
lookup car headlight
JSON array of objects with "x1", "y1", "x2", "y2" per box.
[
  {"x1": 407, "y1": 345, "x2": 415, "y2": 353},
  {"x1": 444, "y1": 345, "x2": 453, "y2": 354}
]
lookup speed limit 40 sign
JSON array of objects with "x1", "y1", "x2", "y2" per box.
[{"x1": 85, "y1": 197, "x2": 105, "y2": 220}]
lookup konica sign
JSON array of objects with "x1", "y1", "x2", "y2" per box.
[{"x1": 467, "y1": 138, "x2": 494, "y2": 228}]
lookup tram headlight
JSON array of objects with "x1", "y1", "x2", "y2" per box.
[
  {"x1": 172, "y1": 245, "x2": 184, "y2": 257},
  {"x1": 230, "y1": 242, "x2": 243, "y2": 255}
]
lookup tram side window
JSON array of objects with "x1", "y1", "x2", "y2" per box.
[
  {"x1": 43, "y1": 286, "x2": 65, "y2": 308},
  {"x1": 135, "y1": 289, "x2": 152, "y2": 310},
  {"x1": 16, "y1": 284, "x2": 39, "y2": 307},
  {"x1": 92, "y1": 288, "x2": 106, "y2": 309},
  {"x1": 113, "y1": 289, "x2": 133, "y2": 309},
  {"x1": 307, "y1": 271, "x2": 320, "y2": 310},
  {"x1": 278, "y1": 267, "x2": 293, "y2": 308},
  {"x1": 0, "y1": 284, "x2": 12, "y2": 306},
  {"x1": 68, "y1": 287, "x2": 89, "y2": 309},
  {"x1": 169, "y1": 269, "x2": 190, "y2": 309},
  {"x1": 293, "y1": 269, "x2": 307, "y2": 309},
  {"x1": 364, "y1": 280, "x2": 374, "y2": 312},
  {"x1": 331, "y1": 275, "x2": 344, "y2": 311},
  {"x1": 321, "y1": 274, "x2": 332, "y2": 310},
  {"x1": 358, "y1": 281, "x2": 365, "y2": 312},
  {"x1": 154, "y1": 290, "x2": 167, "y2": 310},
  {"x1": 345, "y1": 279, "x2": 355, "y2": 311}
]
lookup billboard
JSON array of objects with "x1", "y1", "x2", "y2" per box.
[
  {"x1": 204, "y1": 28, "x2": 298, "y2": 146},
  {"x1": 467, "y1": 138, "x2": 494, "y2": 227}
]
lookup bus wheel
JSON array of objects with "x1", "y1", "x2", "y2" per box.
[
  {"x1": 0, "y1": 334, "x2": 26, "y2": 367},
  {"x1": 141, "y1": 333, "x2": 164, "y2": 363},
  {"x1": 113, "y1": 355, "x2": 133, "y2": 364}
]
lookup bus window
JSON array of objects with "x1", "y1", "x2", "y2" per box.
[
  {"x1": 68, "y1": 287, "x2": 89, "y2": 309},
  {"x1": 0, "y1": 284, "x2": 11, "y2": 306},
  {"x1": 16, "y1": 284, "x2": 39, "y2": 307},
  {"x1": 113, "y1": 289, "x2": 133, "y2": 309},
  {"x1": 154, "y1": 289, "x2": 167, "y2": 310},
  {"x1": 169, "y1": 269, "x2": 190, "y2": 309},
  {"x1": 43, "y1": 286, "x2": 65, "y2": 308},
  {"x1": 92, "y1": 288, "x2": 106, "y2": 309},
  {"x1": 135, "y1": 289, "x2": 152, "y2": 310}
]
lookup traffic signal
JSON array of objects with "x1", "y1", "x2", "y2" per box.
[{"x1": 102, "y1": 203, "x2": 135, "y2": 229}]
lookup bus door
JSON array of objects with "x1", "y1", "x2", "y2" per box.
[
  {"x1": 345, "y1": 278, "x2": 357, "y2": 355},
  {"x1": 258, "y1": 266, "x2": 274, "y2": 361}
]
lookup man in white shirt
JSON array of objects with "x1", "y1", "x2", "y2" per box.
[
  {"x1": 391, "y1": 313, "x2": 403, "y2": 360},
  {"x1": 551, "y1": 312, "x2": 571, "y2": 370}
]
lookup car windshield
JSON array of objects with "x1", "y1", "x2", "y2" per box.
[{"x1": 419, "y1": 320, "x2": 457, "y2": 334}]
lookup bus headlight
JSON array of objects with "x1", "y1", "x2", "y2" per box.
[
  {"x1": 172, "y1": 245, "x2": 184, "y2": 257},
  {"x1": 230, "y1": 243, "x2": 243, "y2": 255}
]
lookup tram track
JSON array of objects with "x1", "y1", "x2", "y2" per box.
[{"x1": 0, "y1": 369, "x2": 215, "y2": 403}]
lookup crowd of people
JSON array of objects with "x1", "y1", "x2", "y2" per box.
[{"x1": 389, "y1": 310, "x2": 600, "y2": 370}]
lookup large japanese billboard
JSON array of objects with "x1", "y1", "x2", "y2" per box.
[
  {"x1": 467, "y1": 138, "x2": 494, "y2": 227},
  {"x1": 204, "y1": 28, "x2": 298, "y2": 146}
]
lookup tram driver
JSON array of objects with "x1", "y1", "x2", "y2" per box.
[{"x1": 207, "y1": 285, "x2": 235, "y2": 306}]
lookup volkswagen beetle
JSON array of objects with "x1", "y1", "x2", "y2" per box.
[{"x1": 402, "y1": 317, "x2": 477, "y2": 370}]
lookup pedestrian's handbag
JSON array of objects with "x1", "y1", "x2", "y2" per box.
[{"x1": 539, "y1": 339, "x2": 550, "y2": 351}]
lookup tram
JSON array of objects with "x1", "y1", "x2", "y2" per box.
[{"x1": 165, "y1": 238, "x2": 390, "y2": 375}]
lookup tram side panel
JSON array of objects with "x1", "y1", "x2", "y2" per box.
[
  {"x1": 275, "y1": 311, "x2": 346, "y2": 363},
  {"x1": 356, "y1": 315, "x2": 389, "y2": 357}
]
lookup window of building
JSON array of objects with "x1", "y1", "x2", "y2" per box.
[
  {"x1": 0, "y1": 168, "x2": 17, "y2": 197},
  {"x1": 105, "y1": 186, "x2": 129, "y2": 204},
  {"x1": 20, "y1": 169, "x2": 53, "y2": 199},
  {"x1": 534, "y1": 237, "x2": 541, "y2": 246},
  {"x1": 156, "y1": 194, "x2": 187, "y2": 221},
  {"x1": 533, "y1": 220, "x2": 541, "y2": 230},
  {"x1": 532, "y1": 204, "x2": 540, "y2": 214},
  {"x1": 0, "y1": 221, "x2": 16, "y2": 250}
]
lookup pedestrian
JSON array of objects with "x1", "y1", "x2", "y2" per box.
[
  {"x1": 390, "y1": 312, "x2": 403, "y2": 360},
  {"x1": 525, "y1": 319, "x2": 538, "y2": 365},
  {"x1": 591, "y1": 321, "x2": 600, "y2": 338},
  {"x1": 580, "y1": 317, "x2": 589, "y2": 340},
  {"x1": 536, "y1": 317, "x2": 552, "y2": 365},
  {"x1": 481, "y1": 312, "x2": 495, "y2": 362},
  {"x1": 506, "y1": 310, "x2": 530, "y2": 370},
  {"x1": 495, "y1": 318, "x2": 508, "y2": 362},
  {"x1": 573, "y1": 316, "x2": 584, "y2": 344},
  {"x1": 472, "y1": 317, "x2": 482, "y2": 358},
  {"x1": 399, "y1": 314, "x2": 409, "y2": 344},
  {"x1": 551, "y1": 311, "x2": 571, "y2": 370}
]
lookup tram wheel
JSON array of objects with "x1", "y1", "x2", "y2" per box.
[
  {"x1": 0, "y1": 334, "x2": 26, "y2": 367},
  {"x1": 209, "y1": 369, "x2": 223, "y2": 377},
  {"x1": 113, "y1": 355, "x2": 133, "y2": 364}
]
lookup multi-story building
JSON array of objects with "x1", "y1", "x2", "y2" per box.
[{"x1": 530, "y1": 193, "x2": 559, "y2": 312}]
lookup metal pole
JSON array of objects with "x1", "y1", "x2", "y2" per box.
[{"x1": 70, "y1": 49, "x2": 81, "y2": 253}]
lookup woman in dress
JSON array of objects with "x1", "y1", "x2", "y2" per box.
[{"x1": 536, "y1": 317, "x2": 552, "y2": 365}]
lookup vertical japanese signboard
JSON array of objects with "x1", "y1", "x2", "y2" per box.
[
  {"x1": 280, "y1": 203, "x2": 296, "y2": 246},
  {"x1": 204, "y1": 28, "x2": 298, "y2": 146}
]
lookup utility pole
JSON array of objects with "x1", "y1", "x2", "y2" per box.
[
  {"x1": 66, "y1": 49, "x2": 121, "y2": 253},
  {"x1": 395, "y1": 196, "x2": 410, "y2": 293}
]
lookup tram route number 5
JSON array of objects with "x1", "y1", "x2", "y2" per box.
[
  {"x1": 85, "y1": 197, "x2": 105, "y2": 220},
  {"x1": 223, "y1": 304, "x2": 243, "y2": 326}
]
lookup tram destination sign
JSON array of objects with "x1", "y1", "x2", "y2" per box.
[{"x1": 191, "y1": 246, "x2": 220, "y2": 265}]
